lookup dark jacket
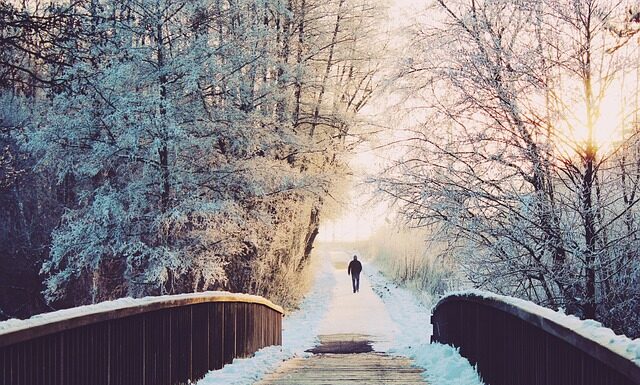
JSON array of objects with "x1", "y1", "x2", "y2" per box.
[{"x1": 348, "y1": 260, "x2": 362, "y2": 275}]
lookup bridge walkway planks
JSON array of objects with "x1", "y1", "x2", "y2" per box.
[{"x1": 255, "y1": 334, "x2": 427, "y2": 385}]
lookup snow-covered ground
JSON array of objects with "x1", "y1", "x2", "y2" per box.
[
  {"x1": 316, "y1": 253, "x2": 398, "y2": 352},
  {"x1": 364, "y1": 261, "x2": 485, "y2": 385},
  {"x1": 196, "y1": 249, "x2": 484, "y2": 385}
]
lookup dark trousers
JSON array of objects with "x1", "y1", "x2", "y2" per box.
[{"x1": 351, "y1": 273, "x2": 360, "y2": 293}]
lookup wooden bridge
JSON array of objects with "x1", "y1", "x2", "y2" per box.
[{"x1": 1, "y1": 291, "x2": 640, "y2": 385}]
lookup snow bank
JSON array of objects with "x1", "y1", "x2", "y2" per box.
[
  {"x1": 195, "y1": 256, "x2": 335, "y2": 385},
  {"x1": 443, "y1": 289, "x2": 640, "y2": 367},
  {"x1": 0, "y1": 291, "x2": 280, "y2": 337},
  {"x1": 364, "y1": 264, "x2": 485, "y2": 385}
]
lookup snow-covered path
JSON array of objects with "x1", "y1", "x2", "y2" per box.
[
  {"x1": 196, "y1": 248, "x2": 484, "y2": 385},
  {"x1": 316, "y1": 251, "x2": 397, "y2": 351}
]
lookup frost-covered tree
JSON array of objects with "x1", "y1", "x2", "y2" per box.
[
  {"x1": 378, "y1": 0, "x2": 640, "y2": 337},
  {"x1": 0, "y1": 0, "x2": 81, "y2": 318},
  {"x1": 0, "y1": 0, "x2": 385, "y2": 312}
]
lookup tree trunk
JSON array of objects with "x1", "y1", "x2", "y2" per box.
[
  {"x1": 310, "y1": 0, "x2": 345, "y2": 138},
  {"x1": 156, "y1": 20, "x2": 170, "y2": 212},
  {"x1": 293, "y1": 0, "x2": 305, "y2": 126}
]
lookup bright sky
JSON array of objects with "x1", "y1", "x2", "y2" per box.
[
  {"x1": 317, "y1": 0, "x2": 425, "y2": 243},
  {"x1": 316, "y1": 145, "x2": 391, "y2": 242},
  {"x1": 319, "y1": 0, "x2": 637, "y2": 242}
]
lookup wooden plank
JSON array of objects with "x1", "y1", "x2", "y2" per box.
[
  {"x1": 257, "y1": 334, "x2": 427, "y2": 385},
  {"x1": 170, "y1": 307, "x2": 191, "y2": 384},
  {"x1": 144, "y1": 310, "x2": 171, "y2": 385},
  {"x1": 257, "y1": 353, "x2": 427, "y2": 385},
  {"x1": 223, "y1": 303, "x2": 236, "y2": 365},
  {"x1": 235, "y1": 303, "x2": 247, "y2": 358},
  {"x1": 108, "y1": 315, "x2": 145, "y2": 385},
  {"x1": 208, "y1": 303, "x2": 225, "y2": 370},
  {"x1": 191, "y1": 303, "x2": 210, "y2": 381}
]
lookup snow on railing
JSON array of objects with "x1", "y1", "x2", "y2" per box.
[
  {"x1": 447, "y1": 289, "x2": 640, "y2": 365},
  {"x1": 432, "y1": 290, "x2": 640, "y2": 385},
  {"x1": 0, "y1": 291, "x2": 283, "y2": 346}
]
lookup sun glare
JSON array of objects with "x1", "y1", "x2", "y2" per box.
[{"x1": 555, "y1": 86, "x2": 628, "y2": 156}]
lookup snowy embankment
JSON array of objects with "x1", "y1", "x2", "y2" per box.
[
  {"x1": 195, "y1": 256, "x2": 336, "y2": 385},
  {"x1": 363, "y1": 263, "x2": 485, "y2": 385},
  {"x1": 448, "y1": 289, "x2": 640, "y2": 366}
]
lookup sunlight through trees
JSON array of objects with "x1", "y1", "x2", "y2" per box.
[{"x1": 375, "y1": 0, "x2": 640, "y2": 337}]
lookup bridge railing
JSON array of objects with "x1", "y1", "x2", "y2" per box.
[
  {"x1": 0, "y1": 292, "x2": 283, "y2": 385},
  {"x1": 431, "y1": 292, "x2": 640, "y2": 385}
]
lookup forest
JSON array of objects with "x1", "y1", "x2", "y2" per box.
[
  {"x1": 2, "y1": 0, "x2": 640, "y2": 343},
  {"x1": 0, "y1": 0, "x2": 381, "y2": 317}
]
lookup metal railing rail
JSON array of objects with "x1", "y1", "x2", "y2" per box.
[
  {"x1": 0, "y1": 292, "x2": 284, "y2": 385},
  {"x1": 431, "y1": 293, "x2": 640, "y2": 385}
]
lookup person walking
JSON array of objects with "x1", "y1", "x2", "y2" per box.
[{"x1": 347, "y1": 255, "x2": 363, "y2": 293}]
